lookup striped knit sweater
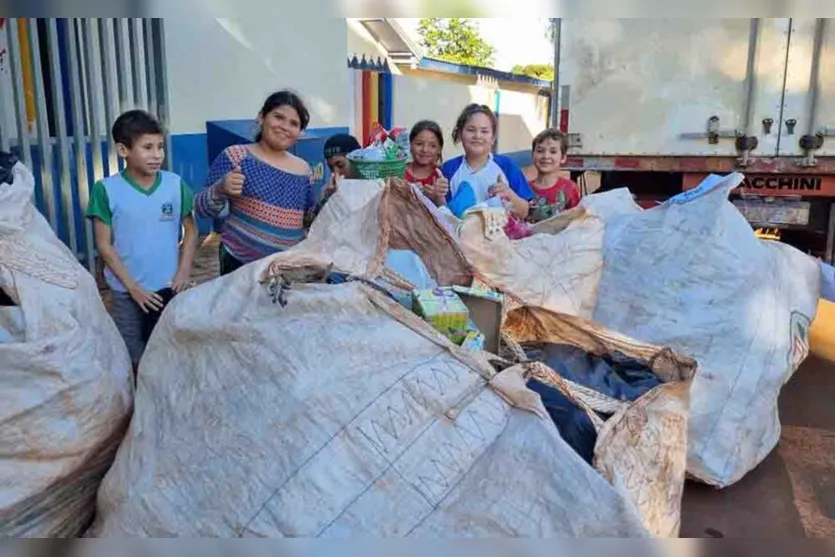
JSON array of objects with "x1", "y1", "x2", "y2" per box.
[{"x1": 196, "y1": 145, "x2": 316, "y2": 265}]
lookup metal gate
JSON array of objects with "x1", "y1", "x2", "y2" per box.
[{"x1": 0, "y1": 18, "x2": 167, "y2": 271}]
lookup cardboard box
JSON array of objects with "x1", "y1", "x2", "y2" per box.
[
  {"x1": 412, "y1": 288, "x2": 470, "y2": 340},
  {"x1": 452, "y1": 286, "x2": 504, "y2": 354},
  {"x1": 452, "y1": 285, "x2": 504, "y2": 305},
  {"x1": 461, "y1": 330, "x2": 486, "y2": 352}
]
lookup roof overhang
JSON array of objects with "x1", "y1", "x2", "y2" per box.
[{"x1": 357, "y1": 18, "x2": 424, "y2": 65}]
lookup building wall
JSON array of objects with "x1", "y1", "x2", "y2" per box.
[
  {"x1": 0, "y1": 16, "x2": 550, "y2": 260},
  {"x1": 400, "y1": 66, "x2": 481, "y2": 87},
  {"x1": 496, "y1": 88, "x2": 550, "y2": 154},
  {"x1": 160, "y1": 11, "x2": 350, "y2": 136},
  {"x1": 153, "y1": 9, "x2": 352, "y2": 213},
  {"x1": 389, "y1": 69, "x2": 549, "y2": 159},
  {"x1": 391, "y1": 73, "x2": 493, "y2": 159}
]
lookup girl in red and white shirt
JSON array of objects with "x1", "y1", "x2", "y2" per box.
[{"x1": 405, "y1": 120, "x2": 449, "y2": 207}]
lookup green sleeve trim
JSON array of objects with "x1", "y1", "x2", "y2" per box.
[
  {"x1": 86, "y1": 181, "x2": 112, "y2": 226},
  {"x1": 180, "y1": 179, "x2": 195, "y2": 217}
]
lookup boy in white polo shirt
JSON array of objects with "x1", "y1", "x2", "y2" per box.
[{"x1": 87, "y1": 110, "x2": 198, "y2": 369}]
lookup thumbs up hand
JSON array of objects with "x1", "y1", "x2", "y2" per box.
[
  {"x1": 433, "y1": 168, "x2": 450, "y2": 198},
  {"x1": 324, "y1": 171, "x2": 341, "y2": 199},
  {"x1": 222, "y1": 165, "x2": 245, "y2": 197},
  {"x1": 488, "y1": 174, "x2": 530, "y2": 219},
  {"x1": 488, "y1": 173, "x2": 511, "y2": 198},
  {"x1": 423, "y1": 168, "x2": 449, "y2": 205}
]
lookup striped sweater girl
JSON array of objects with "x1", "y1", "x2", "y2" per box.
[{"x1": 196, "y1": 145, "x2": 318, "y2": 265}]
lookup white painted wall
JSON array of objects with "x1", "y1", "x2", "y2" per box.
[
  {"x1": 392, "y1": 74, "x2": 495, "y2": 159},
  {"x1": 496, "y1": 89, "x2": 550, "y2": 153},
  {"x1": 158, "y1": 8, "x2": 350, "y2": 134},
  {"x1": 391, "y1": 73, "x2": 547, "y2": 159}
]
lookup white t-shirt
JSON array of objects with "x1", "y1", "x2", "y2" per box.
[{"x1": 448, "y1": 154, "x2": 508, "y2": 206}]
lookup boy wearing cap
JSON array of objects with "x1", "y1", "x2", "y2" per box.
[
  {"x1": 322, "y1": 134, "x2": 361, "y2": 198},
  {"x1": 324, "y1": 133, "x2": 361, "y2": 178}
]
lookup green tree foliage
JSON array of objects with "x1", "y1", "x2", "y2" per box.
[
  {"x1": 417, "y1": 18, "x2": 496, "y2": 67},
  {"x1": 417, "y1": 0, "x2": 483, "y2": 17},
  {"x1": 510, "y1": 63, "x2": 554, "y2": 81}
]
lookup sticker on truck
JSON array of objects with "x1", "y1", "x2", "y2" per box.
[{"x1": 683, "y1": 173, "x2": 835, "y2": 197}]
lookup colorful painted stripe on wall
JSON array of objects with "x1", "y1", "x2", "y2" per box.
[
  {"x1": 350, "y1": 56, "x2": 393, "y2": 144},
  {"x1": 361, "y1": 70, "x2": 371, "y2": 143},
  {"x1": 17, "y1": 18, "x2": 37, "y2": 132},
  {"x1": 367, "y1": 70, "x2": 379, "y2": 137},
  {"x1": 379, "y1": 71, "x2": 392, "y2": 130}
]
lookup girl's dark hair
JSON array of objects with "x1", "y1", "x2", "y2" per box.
[
  {"x1": 451, "y1": 104, "x2": 497, "y2": 144},
  {"x1": 256, "y1": 90, "x2": 310, "y2": 141},
  {"x1": 409, "y1": 120, "x2": 445, "y2": 151}
]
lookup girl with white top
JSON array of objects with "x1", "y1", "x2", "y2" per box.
[{"x1": 440, "y1": 103, "x2": 533, "y2": 219}]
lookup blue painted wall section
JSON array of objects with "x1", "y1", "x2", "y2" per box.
[
  {"x1": 169, "y1": 133, "x2": 211, "y2": 234},
  {"x1": 170, "y1": 133, "x2": 210, "y2": 188},
  {"x1": 380, "y1": 72, "x2": 393, "y2": 129},
  {"x1": 502, "y1": 149, "x2": 533, "y2": 169},
  {"x1": 206, "y1": 120, "x2": 257, "y2": 162}
]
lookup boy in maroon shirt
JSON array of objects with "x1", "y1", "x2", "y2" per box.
[{"x1": 527, "y1": 128, "x2": 581, "y2": 223}]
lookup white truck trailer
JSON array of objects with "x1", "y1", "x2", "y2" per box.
[{"x1": 556, "y1": 18, "x2": 835, "y2": 261}]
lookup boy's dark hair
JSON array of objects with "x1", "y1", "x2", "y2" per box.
[
  {"x1": 323, "y1": 134, "x2": 361, "y2": 158},
  {"x1": 452, "y1": 104, "x2": 497, "y2": 144},
  {"x1": 112, "y1": 110, "x2": 163, "y2": 148},
  {"x1": 409, "y1": 120, "x2": 445, "y2": 151},
  {"x1": 256, "y1": 90, "x2": 310, "y2": 141},
  {"x1": 532, "y1": 128, "x2": 569, "y2": 155}
]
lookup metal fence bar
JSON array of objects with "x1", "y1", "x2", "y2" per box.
[
  {"x1": 3, "y1": 17, "x2": 161, "y2": 267},
  {"x1": 0, "y1": 111, "x2": 8, "y2": 154},
  {"x1": 67, "y1": 19, "x2": 95, "y2": 272},
  {"x1": 100, "y1": 18, "x2": 120, "y2": 173},
  {"x1": 144, "y1": 18, "x2": 158, "y2": 117},
  {"x1": 46, "y1": 18, "x2": 79, "y2": 256},
  {"x1": 6, "y1": 19, "x2": 32, "y2": 169},
  {"x1": 0, "y1": 22, "x2": 10, "y2": 152},
  {"x1": 132, "y1": 19, "x2": 148, "y2": 109},
  {"x1": 84, "y1": 19, "x2": 106, "y2": 181},
  {"x1": 75, "y1": 20, "x2": 90, "y2": 134},
  {"x1": 27, "y1": 19, "x2": 59, "y2": 231},
  {"x1": 152, "y1": 19, "x2": 173, "y2": 171},
  {"x1": 116, "y1": 18, "x2": 135, "y2": 110},
  {"x1": 84, "y1": 19, "x2": 107, "y2": 272}
]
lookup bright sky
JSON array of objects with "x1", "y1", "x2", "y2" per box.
[{"x1": 398, "y1": 18, "x2": 554, "y2": 71}]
